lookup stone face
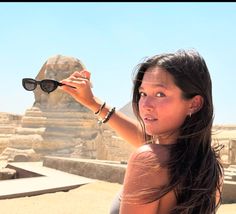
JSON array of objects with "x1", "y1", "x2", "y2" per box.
[
  {"x1": 0, "y1": 55, "x2": 135, "y2": 161},
  {"x1": 33, "y1": 55, "x2": 87, "y2": 111}
]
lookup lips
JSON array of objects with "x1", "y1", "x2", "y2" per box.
[{"x1": 143, "y1": 115, "x2": 158, "y2": 123}]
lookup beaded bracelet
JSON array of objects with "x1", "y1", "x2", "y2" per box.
[
  {"x1": 98, "y1": 107, "x2": 116, "y2": 125},
  {"x1": 94, "y1": 102, "x2": 106, "y2": 116}
]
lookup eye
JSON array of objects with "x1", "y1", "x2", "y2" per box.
[
  {"x1": 139, "y1": 91, "x2": 146, "y2": 97},
  {"x1": 156, "y1": 92, "x2": 166, "y2": 97}
]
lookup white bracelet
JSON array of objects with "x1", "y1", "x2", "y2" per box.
[{"x1": 97, "y1": 107, "x2": 116, "y2": 125}]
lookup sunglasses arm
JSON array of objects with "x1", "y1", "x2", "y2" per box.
[{"x1": 59, "y1": 83, "x2": 76, "y2": 89}]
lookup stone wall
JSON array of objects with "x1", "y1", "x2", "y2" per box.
[
  {"x1": 0, "y1": 113, "x2": 22, "y2": 152},
  {"x1": 43, "y1": 156, "x2": 127, "y2": 184}
]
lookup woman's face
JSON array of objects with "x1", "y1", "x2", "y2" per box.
[{"x1": 138, "y1": 66, "x2": 192, "y2": 144}]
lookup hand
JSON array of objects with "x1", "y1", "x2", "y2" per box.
[{"x1": 60, "y1": 70, "x2": 95, "y2": 109}]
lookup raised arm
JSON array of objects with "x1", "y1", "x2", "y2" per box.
[{"x1": 60, "y1": 70, "x2": 143, "y2": 148}]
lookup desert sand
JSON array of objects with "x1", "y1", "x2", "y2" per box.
[{"x1": 0, "y1": 180, "x2": 235, "y2": 214}]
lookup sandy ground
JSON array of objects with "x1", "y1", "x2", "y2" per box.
[
  {"x1": 0, "y1": 180, "x2": 234, "y2": 214},
  {"x1": 0, "y1": 160, "x2": 235, "y2": 213}
]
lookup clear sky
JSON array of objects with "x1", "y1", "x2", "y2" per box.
[{"x1": 0, "y1": 2, "x2": 235, "y2": 125}]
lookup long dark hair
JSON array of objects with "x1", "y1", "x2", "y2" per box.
[{"x1": 132, "y1": 49, "x2": 223, "y2": 213}]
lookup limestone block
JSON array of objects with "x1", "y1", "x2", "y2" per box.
[
  {"x1": 0, "y1": 147, "x2": 40, "y2": 162},
  {"x1": 21, "y1": 116, "x2": 47, "y2": 128},
  {"x1": 16, "y1": 127, "x2": 46, "y2": 135},
  {"x1": 0, "y1": 113, "x2": 22, "y2": 125},
  {"x1": 96, "y1": 129, "x2": 135, "y2": 161},
  {"x1": 70, "y1": 139, "x2": 98, "y2": 159},
  {"x1": 0, "y1": 168, "x2": 16, "y2": 180},
  {"x1": 9, "y1": 134, "x2": 43, "y2": 149},
  {"x1": 0, "y1": 125, "x2": 16, "y2": 134},
  {"x1": 13, "y1": 154, "x2": 29, "y2": 162}
]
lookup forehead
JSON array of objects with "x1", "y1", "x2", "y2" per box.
[{"x1": 141, "y1": 66, "x2": 175, "y2": 88}]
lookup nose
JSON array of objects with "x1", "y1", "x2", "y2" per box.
[{"x1": 140, "y1": 96, "x2": 155, "y2": 111}]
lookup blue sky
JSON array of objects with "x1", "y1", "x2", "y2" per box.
[{"x1": 0, "y1": 2, "x2": 235, "y2": 125}]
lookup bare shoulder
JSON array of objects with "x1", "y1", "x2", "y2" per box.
[
  {"x1": 132, "y1": 143, "x2": 170, "y2": 167},
  {"x1": 122, "y1": 144, "x2": 170, "y2": 203},
  {"x1": 121, "y1": 144, "x2": 175, "y2": 213}
]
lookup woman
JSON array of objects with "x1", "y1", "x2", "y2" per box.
[{"x1": 60, "y1": 49, "x2": 223, "y2": 214}]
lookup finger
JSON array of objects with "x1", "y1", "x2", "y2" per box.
[
  {"x1": 81, "y1": 70, "x2": 91, "y2": 80},
  {"x1": 72, "y1": 70, "x2": 91, "y2": 80},
  {"x1": 60, "y1": 85, "x2": 78, "y2": 96},
  {"x1": 63, "y1": 75, "x2": 93, "y2": 88},
  {"x1": 61, "y1": 78, "x2": 88, "y2": 89}
]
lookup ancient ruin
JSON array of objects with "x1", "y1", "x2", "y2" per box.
[{"x1": 0, "y1": 55, "x2": 134, "y2": 162}]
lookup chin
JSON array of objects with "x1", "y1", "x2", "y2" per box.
[{"x1": 146, "y1": 129, "x2": 158, "y2": 136}]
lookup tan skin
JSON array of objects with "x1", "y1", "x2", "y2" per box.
[
  {"x1": 60, "y1": 70, "x2": 144, "y2": 148},
  {"x1": 138, "y1": 67, "x2": 201, "y2": 145},
  {"x1": 60, "y1": 68, "x2": 220, "y2": 213}
]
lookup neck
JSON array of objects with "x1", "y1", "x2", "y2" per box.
[{"x1": 153, "y1": 132, "x2": 178, "y2": 145}]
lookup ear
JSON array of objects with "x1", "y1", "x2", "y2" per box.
[{"x1": 189, "y1": 95, "x2": 204, "y2": 115}]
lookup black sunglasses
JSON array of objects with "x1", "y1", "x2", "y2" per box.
[{"x1": 22, "y1": 78, "x2": 75, "y2": 94}]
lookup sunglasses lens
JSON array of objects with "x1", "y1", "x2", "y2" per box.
[
  {"x1": 22, "y1": 78, "x2": 37, "y2": 91},
  {"x1": 40, "y1": 80, "x2": 58, "y2": 93}
]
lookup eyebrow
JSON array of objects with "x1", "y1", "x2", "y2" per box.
[{"x1": 139, "y1": 83, "x2": 168, "y2": 90}]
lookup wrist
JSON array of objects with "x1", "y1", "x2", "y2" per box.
[
  {"x1": 86, "y1": 97, "x2": 104, "y2": 113},
  {"x1": 94, "y1": 102, "x2": 106, "y2": 115}
]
